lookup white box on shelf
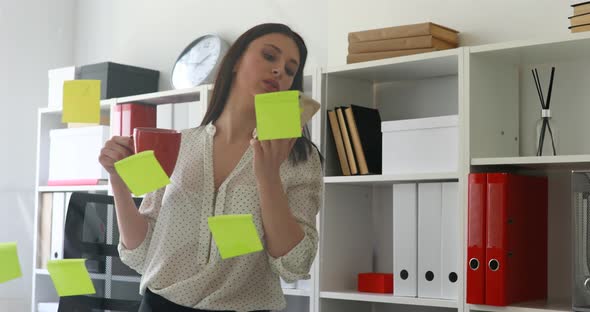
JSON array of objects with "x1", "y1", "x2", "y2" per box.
[
  {"x1": 37, "y1": 302, "x2": 59, "y2": 312},
  {"x1": 48, "y1": 66, "x2": 78, "y2": 109},
  {"x1": 48, "y1": 126, "x2": 110, "y2": 185},
  {"x1": 280, "y1": 278, "x2": 297, "y2": 289},
  {"x1": 381, "y1": 115, "x2": 458, "y2": 175},
  {"x1": 296, "y1": 278, "x2": 313, "y2": 290}
]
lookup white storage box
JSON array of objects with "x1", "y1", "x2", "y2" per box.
[
  {"x1": 280, "y1": 277, "x2": 297, "y2": 289},
  {"x1": 381, "y1": 115, "x2": 458, "y2": 175},
  {"x1": 37, "y1": 302, "x2": 58, "y2": 312},
  {"x1": 48, "y1": 66, "x2": 78, "y2": 108},
  {"x1": 48, "y1": 126, "x2": 110, "y2": 185}
]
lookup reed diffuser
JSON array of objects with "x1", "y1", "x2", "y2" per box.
[{"x1": 532, "y1": 67, "x2": 557, "y2": 156}]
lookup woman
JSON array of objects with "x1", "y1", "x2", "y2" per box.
[{"x1": 98, "y1": 23, "x2": 323, "y2": 312}]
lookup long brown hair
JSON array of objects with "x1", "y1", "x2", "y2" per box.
[{"x1": 200, "y1": 23, "x2": 320, "y2": 165}]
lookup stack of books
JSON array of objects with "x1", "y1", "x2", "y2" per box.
[
  {"x1": 570, "y1": 1, "x2": 590, "y2": 33},
  {"x1": 347, "y1": 22, "x2": 460, "y2": 64},
  {"x1": 327, "y1": 105, "x2": 382, "y2": 176}
]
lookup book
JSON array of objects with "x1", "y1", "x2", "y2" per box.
[
  {"x1": 344, "y1": 105, "x2": 382, "y2": 175},
  {"x1": 38, "y1": 193, "x2": 53, "y2": 269},
  {"x1": 569, "y1": 23, "x2": 590, "y2": 33},
  {"x1": 348, "y1": 22, "x2": 459, "y2": 45},
  {"x1": 573, "y1": 1, "x2": 590, "y2": 16},
  {"x1": 348, "y1": 35, "x2": 456, "y2": 54},
  {"x1": 327, "y1": 110, "x2": 351, "y2": 176},
  {"x1": 335, "y1": 107, "x2": 358, "y2": 175},
  {"x1": 570, "y1": 12, "x2": 590, "y2": 27},
  {"x1": 347, "y1": 48, "x2": 436, "y2": 64}
]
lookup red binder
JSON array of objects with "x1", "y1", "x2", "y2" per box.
[
  {"x1": 112, "y1": 103, "x2": 157, "y2": 136},
  {"x1": 466, "y1": 173, "x2": 487, "y2": 304},
  {"x1": 485, "y1": 173, "x2": 547, "y2": 306}
]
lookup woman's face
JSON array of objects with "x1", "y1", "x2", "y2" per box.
[{"x1": 233, "y1": 33, "x2": 301, "y2": 99}]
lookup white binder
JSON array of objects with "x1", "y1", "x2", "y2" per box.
[
  {"x1": 393, "y1": 183, "x2": 418, "y2": 297},
  {"x1": 441, "y1": 182, "x2": 460, "y2": 299},
  {"x1": 418, "y1": 183, "x2": 442, "y2": 298},
  {"x1": 157, "y1": 104, "x2": 173, "y2": 129},
  {"x1": 50, "y1": 192, "x2": 66, "y2": 261}
]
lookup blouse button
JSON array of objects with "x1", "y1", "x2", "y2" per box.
[{"x1": 206, "y1": 123, "x2": 216, "y2": 135}]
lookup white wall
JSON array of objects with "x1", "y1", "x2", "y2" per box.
[
  {"x1": 74, "y1": 0, "x2": 579, "y2": 72},
  {"x1": 0, "y1": 0, "x2": 76, "y2": 310},
  {"x1": 74, "y1": 0, "x2": 328, "y2": 90}
]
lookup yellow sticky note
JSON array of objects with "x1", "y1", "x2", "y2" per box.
[
  {"x1": 0, "y1": 242, "x2": 22, "y2": 284},
  {"x1": 114, "y1": 150, "x2": 171, "y2": 196},
  {"x1": 255, "y1": 90, "x2": 301, "y2": 140},
  {"x1": 62, "y1": 80, "x2": 101, "y2": 123},
  {"x1": 46, "y1": 259, "x2": 95, "y2": 297},
  {"x1": 208, "y1": 214, "x2": 264, "y2": 259}
]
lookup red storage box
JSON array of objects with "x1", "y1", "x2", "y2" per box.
[
  {"x1": 112, "y1": 103, "x2": 157, "y2": 136},
  {"x1": 358, "y1": 273, "x2": 393, "y2": 293}
]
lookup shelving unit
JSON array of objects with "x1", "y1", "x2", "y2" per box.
[
  {"x1": 317, "y1": 45, "x2": 465, "y2": 312},
  {"x1": 466, "y1": 32, "x2": 590, "y2": 312},
  {"x1": 315, "y1": 32, "x2": 590, "y2": 312},
  {"x1": 30, "y1": 84, "x2": 213, "y2": 312}
]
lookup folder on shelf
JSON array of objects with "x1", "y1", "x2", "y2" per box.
[
  {"x1": 466, "y1": 173, "x2": 487, "y2": 304},
  {"x1": 335, "y1": 107, "x2": 358, "y2": 175},
  {"x1": 441, "y1": 182, "x2": 460, "y2": 299},
  {"x1": 393, "y1": 183, "x2": 418, "y2": 297},
  {"x1": 344, "y1": 105, "x2": 382, "y2": 175},
  {"x1": 50, "y1": 193, "x2": 67, "y2": 262},
  {"x1": 37, "y1": 193, "x2": 53, "y2": 269},
  {"x1": 485, "y1": 173, "x2": 548, "y2": 306},
  {"x1": 418, "y1": 182, "x2": 442, "y2": 298},
  {"x1": 111, "y1": 103, "x2": 157, "y2": 136},
  {"x1": 327, "y1": 110, "x2": 351, "y2": 176}
]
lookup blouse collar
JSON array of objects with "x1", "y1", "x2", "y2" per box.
[{"x1": 205, "y1": 122, "x2": 257, "y2": 139}]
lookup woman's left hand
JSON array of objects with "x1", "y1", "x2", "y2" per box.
[{"x1": 250, "y1": 137, "x2": 296, "y2": 182}]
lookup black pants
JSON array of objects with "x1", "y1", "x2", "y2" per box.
[{"x1": 139, "y1": 288, "x2": 269, "y2": 312}]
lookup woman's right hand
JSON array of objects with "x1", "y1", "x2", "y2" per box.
[{"x1": 99, "y1": 136, "x2": 134, "y2": 176}]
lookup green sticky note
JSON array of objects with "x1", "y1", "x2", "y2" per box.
[
  {"x1": 114, "y1": 150, "x2": 171, "y2": 196},
  {"x1": 208, "y1": 214, "x2": 264, "y2": 259},
  {"x1": 62, "y1": 80, "x2": 101, "y2": 124},
  {"x1": 255, "y1": 90, "x2": 301, "y2": 140},
  {"x1": 0, "y1": 242, "x2": 22, "y2": 284},
  {"x1": 46, "y1": 259, "x2": 96, "y2": 297}
]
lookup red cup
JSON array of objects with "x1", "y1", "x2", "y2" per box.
[{"x1": 132, "y1": 127, "x2": 181, "y2": 177}]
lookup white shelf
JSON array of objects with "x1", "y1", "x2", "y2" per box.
[
  {"x1": 282, "y1": 288, "x2": 312, "y2": 297},
  {"x1": 319, "y1": 290, "x2": 458, "y2": 308},
  {"x1": 116, "y1": 86, "x2": 204, "y2": 106},
  {"x1": 35, "y1": 269, "x2": 141, "y2": 283},
  {"x1": 470, "y1": 32, "x2": 590, "y2": 64},
  {"x1": 324, "y1": 172, "x2": 459, "y2": 185},
  {"x1": 468, "y1": 300, "x2": 571, "y2": 312},
  {"x1": 39, "y1": 100, "x2": 114, "y2": 114},
  {"x1": 471, "y1": 155, "x2": 590, "y2": 169},
  {"x1": 38, "y1": 185, "x2": 109, "y2": 192},
  {"x1": 35, "y1": 269, "x2": 49, "y2": 275},
  {"x1": 324, "y1": 48, "x2": 460, "y2": 82}
]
